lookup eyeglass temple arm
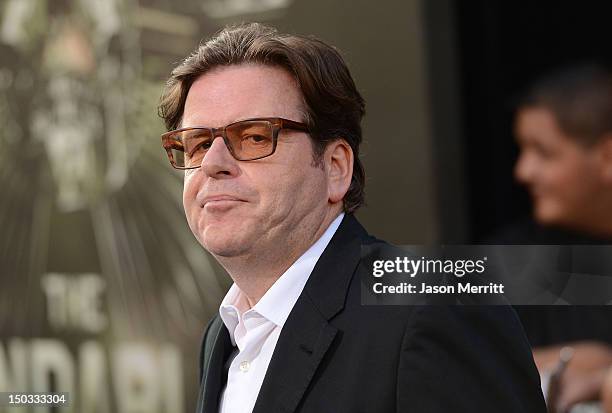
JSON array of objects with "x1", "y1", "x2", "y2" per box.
[{"x1": 279, "y1": 118, "x2": 309, "y2": 131}]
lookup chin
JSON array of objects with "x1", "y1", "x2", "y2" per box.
[
  {"x1": 200, "y1": 236, "x2": 245, "y2": 257},
  {"x1": 198, "y1": 225, "x2": 251, "y2": 257},
  {"x1": 203, "y1": 243, "x2": 246, "y2": 258},
  {"x1": 533, "y1": 202, "x2": 566, "y2": 227}
]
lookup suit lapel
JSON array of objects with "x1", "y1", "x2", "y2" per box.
[
  {"x1": 197, "y1": 316, "x2": 234, "y2": 413},
  {"x1": 252, "y1": 214, "x2": 367, "y2": 413},
  {"x1": 252, "y1": 299, "x2": 337, "y2": 413}
]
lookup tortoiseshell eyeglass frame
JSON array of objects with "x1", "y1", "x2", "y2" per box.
[{"x1": 161, "y1": 117, "x2": 309, "y2": 170}]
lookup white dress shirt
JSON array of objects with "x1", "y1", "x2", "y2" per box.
[{"x1": 217, "y1": 213, "x2": 344, "y2": 413}]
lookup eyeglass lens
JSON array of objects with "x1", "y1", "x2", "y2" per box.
[{"x1": 168, "y1": 120, "x2": 275, "y2": 168}]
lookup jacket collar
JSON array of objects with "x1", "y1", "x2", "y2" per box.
[{"x1": 303, "y1": 213, "x2": 368, "y2": 319}]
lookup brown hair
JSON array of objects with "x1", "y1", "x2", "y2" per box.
[
  {"x1": 519, "y1": 63, "x2": 612, "y2": 146},
  {"x1": 158, "y1": 23, "x2": 366, "y2": 213}
]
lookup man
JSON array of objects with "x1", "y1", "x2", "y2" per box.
[
  {"x1": 159, "y1": 23, "x2": 545, "y2": 412},
  {"x1": 511, "y1": 64, "x2": 612, "y2": 412}
]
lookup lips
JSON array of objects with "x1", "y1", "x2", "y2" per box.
[
  {"x1": 199, "y1": 194, "x2": 245, "y2": 208},
  {"x1": 528, "y1": 186, "x2": 546, "y2": 199}
]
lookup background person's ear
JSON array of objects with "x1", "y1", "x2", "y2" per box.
[{"x1": 325, "y1": 139, "x2": 353, "y2": 205}]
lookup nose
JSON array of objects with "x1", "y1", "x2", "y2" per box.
[
  {"x1": 200, "y1": 136, "x2": 240, "y2": 178},
  {"x1": 514, "y1": 151, "x2": 536, "y2": 185}
]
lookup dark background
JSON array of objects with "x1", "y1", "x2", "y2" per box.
[{"x1": 454, "y1": 1, "x2": 612, "y2": 241}]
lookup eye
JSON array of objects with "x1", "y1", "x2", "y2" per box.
[
  {"x1": 243, "y1": 134, "x2": 268, "y2": 144},
  {"x1": 187, "y1": 140, "x2": 212, "y2": 157},
  {"x1": 184, "y1": 134, "x2": 213, "y2": 155}
]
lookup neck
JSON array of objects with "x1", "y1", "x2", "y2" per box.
[{"x1": 216, "y1": 207, "x2": 343, "y2": 307}]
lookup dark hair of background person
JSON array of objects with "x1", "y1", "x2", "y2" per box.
[
  {"x1": 158, "y1": 22, "x2": 366, "y2": 214},
  {"x1": 517, "y1": 63, "x2": 612, "y2": 147}
]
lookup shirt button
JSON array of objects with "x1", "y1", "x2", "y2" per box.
[{"x1": 239, "y1": 361, "x2": 250, "y2": 372}]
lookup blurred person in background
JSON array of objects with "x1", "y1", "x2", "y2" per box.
[
  {"x1": 514, "y1": 64, "x2": 612, "y2": 242},
  {"x1": 158, "y1": 23, "x2": 546, "y2": 413},
  {"x1": 511, "y1": 64, "x2": 612, "y2": 412}
]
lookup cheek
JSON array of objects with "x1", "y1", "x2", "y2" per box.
[
  {"x1": 566, "y1": 171, "x2": 601, "y2": 207},
  {"x1": 538, "y1": 159, "x2": 582, "y2": 194},
  {"x1": 257, "y1": 163, "x2": 326, "y2": 214},
  {"x1": 544, "y1": 168, "x2": 574, "y2": 192},
  {"x1": 257, "y1": 173, "x2": 300, "y2": 213},
  {"x1": 538, "y1": 162, "x2": 599, "y2": 219},
  {"x1": 182, "y1": 172, "x2": 200, "y2": 218}
]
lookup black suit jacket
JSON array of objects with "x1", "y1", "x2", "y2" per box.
[{"x1": 196, "y1": 215, "x2": 546, "y2": 412}]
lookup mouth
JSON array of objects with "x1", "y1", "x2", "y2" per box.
[
  {"x1": 200, "y1": 195, "x2": 246, "y2": 211},
  {"x1": 530, "y1": 188, "x2": 546, "y2": 200},
  {"x1": 525, "y1": 184, "x2": 543, "y2": 198}
]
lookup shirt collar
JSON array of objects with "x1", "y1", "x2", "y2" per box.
[{"x1": 219, "y1": 213, "x2": 345, "y2": 337}]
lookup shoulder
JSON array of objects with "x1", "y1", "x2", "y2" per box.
[
  {"x1": 395, "y1": 305, "x2": 545, "y2": 412},
  {"x1": 340, "y1": 233, "x2": 546, "y2": 411}
]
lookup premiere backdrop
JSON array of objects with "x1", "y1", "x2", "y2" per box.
[{"x1": 0, "y1": 0, "x2": 458, "y2": 412}]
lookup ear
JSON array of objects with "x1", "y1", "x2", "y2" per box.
[
  {"x1": 597, "y1": 133, "x2": 612, "y2": 184},
  {"x1": 324, "y1": 139, "x2": 354, "y2": 205}
]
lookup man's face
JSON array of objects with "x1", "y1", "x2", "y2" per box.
[
  {"x1": 514, "y1": 106, "x2": 604, "y2": 228},
  {"x1": 181, "y1": 64, "x2": 330, "y2": 259}
]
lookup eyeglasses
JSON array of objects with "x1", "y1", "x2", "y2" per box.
[{"x1": 161, "y1": 117, "x2": 309, "y2": 169}]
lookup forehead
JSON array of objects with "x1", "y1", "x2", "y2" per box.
[
  {"x1": 182, "y1": 64, "x2": 305, "y2": 128},
  {"x1": 516, "y1": 107, "x2": 567, "y2": 143}
]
